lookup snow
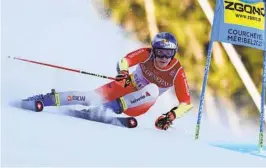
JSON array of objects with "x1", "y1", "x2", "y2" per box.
[{"x1": 1, "y1": 0, "x2": 266, "y2": 167}]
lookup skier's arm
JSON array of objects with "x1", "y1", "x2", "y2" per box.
[
  {"x1": 117, "y1": 48, "x2": 151, "y2": 72},
  {"x1": 171, "y1": 68, "x2": 193, "y2": 118},
  {"x1": 155, "y1": 68, "x2": 193, "y2": 130}
]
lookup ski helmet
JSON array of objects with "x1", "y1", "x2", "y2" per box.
[{"x1": 151, "y1": 32, "x2": 178, "y2": 59}]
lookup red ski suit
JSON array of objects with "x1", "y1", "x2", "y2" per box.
[{"x1": 95, "y1": 48, "x2": 192, "y2": 117}]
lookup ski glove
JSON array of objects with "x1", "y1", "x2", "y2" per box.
[
  {"x1": 115, "y1": 70, "x2": 131, "y2": 87},
  {"x1": 155, "y1": 108, "x2": 176, "y2": 130}
]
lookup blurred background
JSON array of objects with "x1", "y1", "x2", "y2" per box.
[{"x1": 91, "y1": 0, "x2": 265, "y2": 133}]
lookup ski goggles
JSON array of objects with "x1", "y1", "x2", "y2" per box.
[{"x1": 154, "y1": 49, "x2": 175, "y2": 58}]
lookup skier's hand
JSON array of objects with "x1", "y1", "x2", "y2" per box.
[
  {"x1": 155, "y1": 111, "x2": 176, "y2": 130},
  {"x1": 115, "y1": 70, "x2": 129, "y2": 81},
  {"x1": 115, "y1": 70, "x2": 131, "y2": 87}
]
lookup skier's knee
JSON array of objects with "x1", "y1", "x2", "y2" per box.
[
  {"x1": 100, "y1": 83, "x2": 159, "y2": 116},
  {"x1": 123, "y1": 101, "x2": 155, "y2": 117},
  {"x1": 142, "y1": 83, "x2": 159, "y2": 100},
  {"x1": 138, "y1": 83, "x2": 159, "y2": 102},
  {"x1": 121, "y1": 83, "x2": 159, "y2": 109},
  {"x1": 121, "y1": 83, "x2": 159, "y2": 116}
]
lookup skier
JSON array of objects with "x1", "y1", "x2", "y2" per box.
[{"x1": 21, "y1": 32, "x2": 193, "y2": 130}]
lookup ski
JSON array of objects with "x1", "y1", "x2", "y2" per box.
[
  {"x1": 18, "y1": 99, "x2": 138, "y2": 128},
  {"x1": 64, "y1": 109, "x2": 138, "y2": 128}
]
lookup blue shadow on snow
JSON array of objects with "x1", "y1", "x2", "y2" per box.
[{"x1": 211, "y1": 143, "x2": 266, "y2": 159}]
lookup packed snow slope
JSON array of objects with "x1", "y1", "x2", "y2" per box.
[{"x1": 1, "y1": 0, "x2": 266, "y2": 166}]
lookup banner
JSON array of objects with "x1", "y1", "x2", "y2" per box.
[{"x1": 211, "y1": 0, "x2": 266, "y2": 50}]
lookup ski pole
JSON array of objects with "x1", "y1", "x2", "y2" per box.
[{"x1": 8, "y1": 56, "x2": 116, "y2": 80}]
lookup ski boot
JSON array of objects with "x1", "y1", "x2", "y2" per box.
[{"x1": 21, "y1": 89, "x2": 58, "y2": 112}]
